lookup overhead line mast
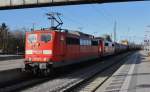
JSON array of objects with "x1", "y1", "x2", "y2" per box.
[{"x1": 113, "y1": 21, "x2": 117, "y2": 42}]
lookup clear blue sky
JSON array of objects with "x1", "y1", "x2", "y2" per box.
[{"x1": 0, "y1": 1, "x2": 150, "y2": 44}]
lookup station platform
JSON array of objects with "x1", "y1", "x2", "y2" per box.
[
  {"x1": 0, "y1": 55, "x2": 23, "y2": 61},
  {"x1": 96, "y1": 51, "x2": 150, "y2": 92}
]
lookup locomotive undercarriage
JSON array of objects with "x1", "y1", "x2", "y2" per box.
[{"x1": 22, "y1": 62, "x2": 53, "y2": 76}]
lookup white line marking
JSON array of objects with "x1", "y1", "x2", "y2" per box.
[{"x1": 120, "y1": 54, "x2": 138, "y2": 92}]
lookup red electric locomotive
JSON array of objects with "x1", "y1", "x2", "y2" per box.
[{"x1": 24, "y1": 29, "x2": 103, "y2": 74}]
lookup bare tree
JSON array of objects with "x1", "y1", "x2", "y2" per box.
[
  {"x1": 0, "y1": 23, "x2": 27, "y2": 54},
  {"x1": 0, "y1": 23, "x2": 9, "y2": 53}
]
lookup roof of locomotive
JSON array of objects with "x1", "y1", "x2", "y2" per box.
[
  {"x1": 26, "y1": 29, "x2": 58, "y2": 33},
  {"x1": 95, "y1": 37, "x2": 104, "y2": 40},
  {"x1": 66, "y1": 30, "x2": 94, "y2": 38},
  {"x1": 26, "y1": 28, "x2": 94, "y2": 39}
]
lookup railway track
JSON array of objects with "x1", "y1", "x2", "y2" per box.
[
  {"x1": 67, "y1": 52, "x2": 136, "y2": 92},
  {"x1": 54, "y1": 52, "x2": 133, "y2": 92},
  {"x1": 0, "y1": 51, "x2": 134, "y2": 92}
]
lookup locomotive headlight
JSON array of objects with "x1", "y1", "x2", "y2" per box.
[
  {"x1": 29, "y1": 58, "x2": 32, "y2": 62},
  {"x1": 43, "y1": 50, "x2": 52, "y2": 55},
  {"x1": 44, "y1": 58, "x2": 47, "y2": 61},
  {"x1": 26, "y1": 50, "x2": 33, "y2": 54},
  {"x1": 43, "y1": 58, "x2": 50, "y2": 62}
]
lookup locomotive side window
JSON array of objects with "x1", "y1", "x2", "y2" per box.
[
  {"x1": 28, "y1": 34, "x2": 37, "y2": 43},
  {"x1": 80, "y1": 39, "x2": 91, "y2": 45},
  {"x1": 80, "y1": 39, "x2": 83, "y2": 45},
  {"x1": 41, "y1": 34, "x2": 51, "y2": 43},
  {"x1": 92, "y1": 40, "x2": 98, "y2": 46},
  {"x1": 66, "y1": 37, "x2": 79, "y2": 45},
  {"x1": 105, "y1": 43, "x2": 109, "y2": 46}
]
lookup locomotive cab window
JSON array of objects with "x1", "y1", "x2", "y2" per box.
[
  {"x1": 41, "y1": 34, "x2": 52, "y2": 43},
  {"x1": 28, "y1": 34, "x2": 37, "y2": 43},
  {"x1": 105, "y1": 43, "x2": 109, "y2": 46}
]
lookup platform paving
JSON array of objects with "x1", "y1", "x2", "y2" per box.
[
  {"x1": 0, "y1": 59, "x2": 23, "y2": 71},
  {"x1": 96, "y1": 51, "x2": 150, "y2": 92}
]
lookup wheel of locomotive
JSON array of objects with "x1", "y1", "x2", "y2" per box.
[
  {"x1": 41, "y1": 68, "x2": 53, "y2": 76},
  {"x1": 43, "y1": 69, "x2": 50, "y2": 76},
  {"x1": 21, "y1": 68, "x2": 27, "y2": 72},
  {"x1": 32, "y1": 66, "x2": 39, "y2": 76},
  {"x1": 19, "y1": 64, "x2": 30, "y2": 73},
  {"x1": 17, "y1": 68, "x2": 25, "y2": 73}
]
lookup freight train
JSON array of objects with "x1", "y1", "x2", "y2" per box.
[
  {"x1": 22, "y1": 13, "x2": 141, "y2": 75},
  {"x1": 22, "y1": 29, "x2": 140, "y2": 75}
]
